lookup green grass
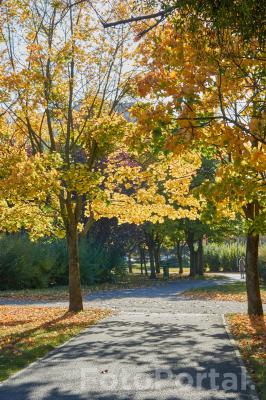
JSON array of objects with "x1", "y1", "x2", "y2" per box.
[
  {"x1": 132, "y1": 264, "x2": 229, "y2": 280},
  {"x1": 0, "y1": 306, "x2": 110, "y2": 382},
  {"x1": 131, "y1": 264, "x2": 191, "y2": 274},
  {"x1": 192, "y1": 281, "x2": 247, "y2": 293}
]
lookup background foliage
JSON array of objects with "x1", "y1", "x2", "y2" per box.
[
  {"x1": 0, "y1": 234, "x2": 125, "y2": 290},
  {"x1": 205, "y1": 242, "x2": 266, "y2": 282}
]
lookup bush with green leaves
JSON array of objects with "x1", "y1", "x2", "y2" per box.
[
  {"x1": 204, "y1": 241, "x2": 266, "y2": 280},
  {"x1": 204, "y1": 242, "x2": 245, "y2": 272},
  {"x1": 79, "y1": 239, "x2": 126, "y2": 285},
  {"x1": 0, "y1": 234, "x2": 56, "y2": 289},
  {"x1": 0, "y1": 234, "x2": 125, "y2": 290}
]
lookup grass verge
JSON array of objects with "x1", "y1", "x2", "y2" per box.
[
  {"x1": 227, "y1": 314, "x2": 266, "y2": 400},
  {"x1": 0, "y1": 306, "x2": 110, "y2": 381},
  {"x1": 183, "y1": 281, "x2": 266, "y2": 303},
  {"x1": 131, "y1": 266, "x2": 191, "y2": 275}
]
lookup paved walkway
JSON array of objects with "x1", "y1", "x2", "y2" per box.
[
  {"x1": 0, "y1": 276, "x2": 260, "y2": 400},
  {"x1": 84, "y1": 275, "x2": 248, "y2": 314}
]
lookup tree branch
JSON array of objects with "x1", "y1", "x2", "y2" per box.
[{"x1": 102, "y1": 6, "x2": 177, "y2": 28}]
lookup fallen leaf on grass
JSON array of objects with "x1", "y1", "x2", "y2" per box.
[
  {"x1": 227, "y1": 314, "x2": 266, "y2": 395},
  {"x1": 0, "y1": 306, "x2": 110, "y2": 352},
  {"x1": 183, "y1": 291, "x2": 266, "y2": 303}
]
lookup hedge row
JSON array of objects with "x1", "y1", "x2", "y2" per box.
[
  {"x1": 0, "y1": 234, "x2": 126, "y2": 290},
  {"x1": 204, "y1": 242, "x2": 266, "y2": 282}
]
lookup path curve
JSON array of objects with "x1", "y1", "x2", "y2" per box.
[{"x1": 0, "y1": 276, "x2": 262, "y2": 400}]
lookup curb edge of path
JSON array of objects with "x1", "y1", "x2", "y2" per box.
[{"x1": 222, "y1": 314, "x2": 260, "y2": 400}]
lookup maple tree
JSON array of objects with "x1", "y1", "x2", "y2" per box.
[
  {"x1": 0, "y1": 134, "x2": 59, "y2": 238},
  {"x1": 130, "y1": 14, "x2": 265, "y2": 314},
  {"x1": 0, "y1": 1, "x2": 201, "y2": 311},
  {"x1": 104, "y1": 1, "x2": 265, "y2": 49},
  {"x1": 0, "y1": 0, "x2": 135, "y2": 311}
]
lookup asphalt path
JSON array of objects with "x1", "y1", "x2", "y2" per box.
[{"x1": 0, "y1": 274, "x2": 261, "y2": 400}]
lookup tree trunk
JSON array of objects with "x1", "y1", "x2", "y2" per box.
[
  {"x1": 139, "y1": 247, "x2": 144, "y2": 275},
  {"x1": 246, "y1": 233, "x2": 263, "y2": 315},
  {"x1": 148, "y1": 244, "x2": 156, "y2": 279},
  {"x1": 67, "y1": 223, "x2": 83, "y2": 312},
  {"x1": 176, "y1": 241, "x2": 183, "y2": 274},
  {"x1": 244, "y1": 202, "x2": 263, "y2": 316},
  {"x1": 143, "y1": 250, "x2": 148, "y2": 276},
  {"x1": 154, "y1": 244, "x2": 161, "y2": 274},
  {"x1": 197, "y1": 239, "x2": 204, "y2": 276},
  {"x1": 127, "y1": 253, "x2": 133, "y2": 273},
  {"x1": 187, "y1": 232, "x2": 196, "y2": 277}
]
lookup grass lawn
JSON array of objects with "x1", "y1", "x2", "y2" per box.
[
  {"x1": 0, "y1": 306, "x2": 110, "y2": 382},
  {"x1": 183, "y1": 281, "x2": 266, "y2": 303},
  {"x1": 227, "y1": 314, "x2": 266, "y2": 400},
  {"x1": 131, "y1": 265, "x2": 191, "y2": 275},
  {"x1": 132, "y1": 264, "x2": 229, "y2": 280}
]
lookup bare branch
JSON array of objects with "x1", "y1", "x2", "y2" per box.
[{"x1": 102, "y1": 6, "x2": 177, "y2": 28}]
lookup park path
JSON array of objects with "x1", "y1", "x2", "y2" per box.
[{"x1": 0, "y1": 275, "x2": 260, "y2": 400}]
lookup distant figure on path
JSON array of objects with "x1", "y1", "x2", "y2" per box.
[{"x1": 239, "y1": 256, "x2": 246, "y2": 279}]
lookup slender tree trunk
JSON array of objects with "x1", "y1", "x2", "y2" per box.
[
  {"x1": 244, "y1": 202, "x2": 263, "y2": 316},
  {"x1": 187, "y1": 232, "x2": 196, "y2": 277},
  {"x1": 67, "y1": 223, "x2": 83, "y2": 312},
  {"x1": 139, "y1": 247, "x2": 144, "y2": 275},
  {"x1": 127, "y1": 253, "x2": 133, "y2": 273},
  {"x1": 246, "y1": 233, "x2": 263, "y2": 315},
  {"x1": 176, "y1": 241, "x2": 183, "y2": 274},
  {"x1": 189, "y1": 245, "x2": 196, "y2": 277},
  {"x1": 197, "y1": 239, "x2": 204, "y2": 276},
  {"x1": 194, "y1": 248, "x2": 199, "y2": 275},
  {"x1": 148, "y1": 244, "x2": 156, "y2": 279},
  {"x1": 154, "y1": 244, "x2": 161, "y2": 274},
  {"x1": 143, "y1": 250, "x2": 148, "y2": 276}
]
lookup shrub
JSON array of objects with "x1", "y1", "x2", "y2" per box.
[
  {"x1": 0, "y1": 234, "x2": 57, "y2": 289},
  {"x1": 204, "y1": 241, "x2": 266, "y2": 279},
  {"x1": 0, "y1": 234, "x2": 125, "y2": 290},
  {"x1": 79, "y1": 239, "x2": 126, "y2": 285},
  {"x1": 204, "y1": 242, "x2": 245, "y2": 272}
]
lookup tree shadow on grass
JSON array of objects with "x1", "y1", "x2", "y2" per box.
[{"x1": 0, "y1": 311, "x2": 74, "y2": 349}]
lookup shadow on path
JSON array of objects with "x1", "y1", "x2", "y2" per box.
[{"x1": 0, "y1": 313, "x2": 254, "y2": 400}]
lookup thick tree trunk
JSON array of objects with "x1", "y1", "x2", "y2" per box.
[
  {"x1": 67, "y1": 223, "x2": 83, "y2": 312},
  {"x1": 246, "y1": 233, "x2": 263, "y2": 315},
  {"x1": 148, "y1": 244, "x2": 156, "y2": 279},
  {"x1": 244, "y1": 202, "x2": 263, "y2": 316}
]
